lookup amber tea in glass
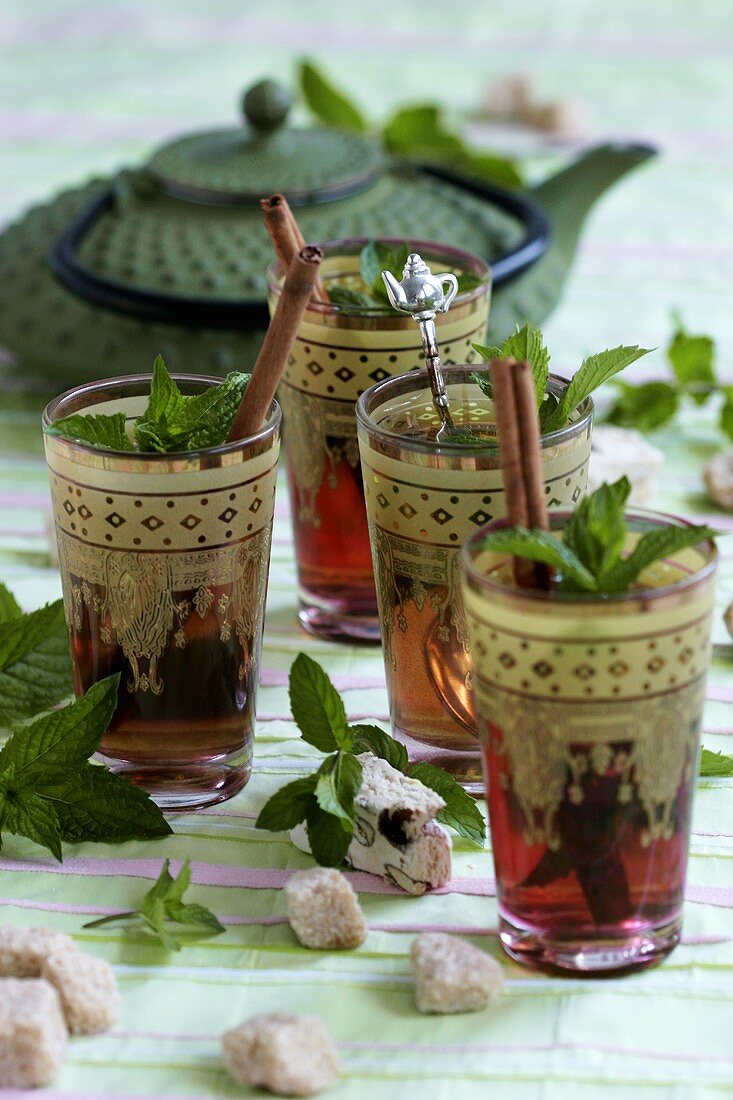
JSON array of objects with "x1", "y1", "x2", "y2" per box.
[
  {"x1": 357, "y1": 366, "x2": 593, "y2": 790},
  {"x1": 462, "y1": 512, "x2": 717, "y2": 974},
  {"x1": 43, "y1": 374, "x2": 281, "y2": 811},
  {"x1": 267, "y1": 239, "x2": 490, "y2": 642}
]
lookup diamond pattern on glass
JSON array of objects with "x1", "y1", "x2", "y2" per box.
[
  {"x1": 77, "y1": 504, "x2": 93, "y2": 520},
  {"x1": 105, "y1": 512, "x2": 125, "y2": 527},
  {"x1": 376, "y1": 493, "x2": 389, "y2": 509},
  {"x1": 218, "y1": 507, "x2": 237, "y2": 523},
  {"x1": 469, "y1": 509, "x2": 492, "y2": 526},
  {"x1": 430, "y1": 508, "x2": 453, "y2": 525},
  {"x1": 306, "y1": 360, "x2": 324, "y2": 376},
  {"x1": 63, "y1": 500, "x2": 75, "y2": 516},
  {"x1": 249, "y1": 498, "x2": 262, "y2": 513},
  {"x1": 369, "y1": 368, "x2": 389, "y2": 382},
  {"x1": 573, "y1": 664, "x2": 595, "y2": 681},
  {"x1": 532, "y1": 660, "x2": 554, "y2": 678},
  {"x1": 609, "y1": 661, "x2": 629, "y2": 677},
  {"x1": 647, "y1": 656, "x2": 666, "y2": 673},
  {"x1": 335, "y1": 367, "x2": 355, "y2": 383},
  {"x1": 398, "y1": 503, "x2": 417, "y2": 519},
  {"x1": 180, "y1": 514, "x2": 202, "y2": 530},
  {"x1": 141, "y1": 515, "x2": 164, "y2": 531}
]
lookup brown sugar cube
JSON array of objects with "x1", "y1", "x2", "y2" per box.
[
  {"x1": 41, "y1": 949, "x2": 119, "y2": 1035},
  {"x1": 0, "y1": 978, "x2": 68, "y2": 1088},
  {"x1": 284, "y1": 868, "x2": 366, "y2": 950},
  {"x1": 223, "y1": 1012, "x2": 339, "y2": 1096},
  {"x1": 0, "y1": 925, "x2": 79, "y2": 978},
  {"x1": 411, "y1": 932, "x2": 504, "y2": 1014}
]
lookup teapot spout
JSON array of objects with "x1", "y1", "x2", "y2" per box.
[{"x1": 488, "y1": 142, "x2": 657, "y2": 341}]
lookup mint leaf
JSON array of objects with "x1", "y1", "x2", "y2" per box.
[
  {"x1": 382, "y1": 104, "x2": 522, "y2": 189},
  {"x1": 45, "y1": 411, "x2": 133, "y2": 452},
  {"x1": 85, "y1": 858, "x2": 223, "y2": 950},
  {"x1": 306, "y1": 802, "x2": 353, "y2": 868},
  {"x1": 350, "y1": 724, "x2": 409, "y2": 771},
  {"x1": 668, "y1": 320, "x2": 715, "y2": 406},
  {"x1": 0, "y1": 584, "x2": 22, "y2": 625},
  {"x1": 298, "y1": 59, "x2": 368, "y2": 133},
  {"x1": 0, "y1": 675, "x2": 119, "y2": 783},
  {"x1": 699, "y1": 748, "x2": 733, "y2": 777},
  {"x1": 0, "y1": 600, "x2": 72, "y2": 724},
  {"x1": 256, "y1": 774, "x2": 318, "y2": 832},
  {"x1": 327, "y1": 286, "x2": 381, "y2": 310},
  {"x1": 542, "y1": 345, "x2": 653, "y2": 433},
  {"x1": 43, "y1": 765, "x2": 172, "y2": 844},
  {"x1": 408, "y1": 762, "x2": 485, "y2": 846},
  {"x1": 601, "y1": 523, "x2": 717, "y2": 593},
  {"x1": 564, "y1": 478, "x2": 631, "y2": 583},
  {"x1": 456, "y1": 272, "x2": 484, "y2": 295},
  {"x1": 288, "y1": 654, "x2": 351, "y2": 752},
  {"x1": 134, "y1": 359, "x2": 249, "y2": 453},
  {"x1": 315, "y1": 752, "x2": 362, "y2": 832},
  {"x1": 0, "y1": 790, "x2": 62, "y2": 862},
  {"x1": 605, "y1": 380, "x2": 679, "y2": 433},
  {"x1": 476, "y1": 527, "x2": 598, "y2": 592},
  {"x1": 719, "y1": 386, "x2": 733, "y2": 443},
  {"x1": 361, "y1": 240, "x2": 410, "y2": 303}
]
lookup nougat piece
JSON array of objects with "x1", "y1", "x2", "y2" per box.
[
  {"x1": 284, "y1": 868, "x2": 366, "y2": 950},
  {"x1": 41, "y1": 949, "x2": 119, "y2": 1035},
  {"x1": 704, "y1": 450, "x2": 733, "y2": 510},
  {"x1": 0, "y1": 978, "x2": 68, "y2": 1088},
  {"x1": 411, "y1": 932, "x2": 503, "y2": 1014},
  {"x1": 290, "y1": 753, "x2": 452, "y2": 895},
  {"x1": 0, "y1": 925, "x2": 78, "y2": 978},
  {"x1": 222, "y1": 1012, "x2": 339, "y2": 1096},
  {"x1": 588, "y1": 426, "x2": 664, "y2": 505}
]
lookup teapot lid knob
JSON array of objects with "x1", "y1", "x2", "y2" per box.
[{"x1": 241, "y1": 79, "x2": 292, "y2": 135}]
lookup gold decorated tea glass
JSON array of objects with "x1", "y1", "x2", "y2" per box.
[
  {"x1": 356, "y1": 367, "x2": 593, "y2": 791},
  {"x1": 267, "y1": 238, "x2": 490, "y2": 643},
  {"x1": 461, "y1": 512, "x2": 717, "y2": 975},
  {"x1": 43, "y1": 374, "x2": 281, "y2": 811}
]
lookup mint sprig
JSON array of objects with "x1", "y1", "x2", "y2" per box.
[
  {"x1": 699, "y1": 749, "x2": 733, "y2": 778},
  {"x1": 471, "y1": 323, "x2": 652, "y2": 434},
  {"x1": 83, "y1": 859, "x2": 224, "y2": 951},
  {"x1": 477, "y1": 477, "x2": 717, "y2": 595},
  {"x1": 256, "y1": 653, "x2": 485, "y2": 865},
  {"x1": 45, "y1": 356, "x2": 250, "y2": 454},
  {"x1": 606, "y1": 314, "x2": 731, "y2": 439},
  {"x1": 0, "y1": 674, "x2": 171, "y2": 860},
  {"x1": 0, "y1": 587, "x2": 73, "y2": 725}
]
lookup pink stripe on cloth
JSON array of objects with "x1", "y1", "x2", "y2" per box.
[
  {"x1": 0, "y1": 491, "x2": 50, "y2": 508},
  {"x1": 705, "y1": 684, "x2": 733, "y2": 704},
  {"x1": 0, "y1": 855, "x2": 492, "y2": 896}
]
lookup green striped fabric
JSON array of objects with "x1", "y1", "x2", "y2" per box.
[{"x1": 1, "y1": 1, "x2": 732, "y2": 1096}]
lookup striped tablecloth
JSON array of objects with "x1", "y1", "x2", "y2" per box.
[{"x1": 1, "y1": 1, "x2": 732, "y2": 1096}]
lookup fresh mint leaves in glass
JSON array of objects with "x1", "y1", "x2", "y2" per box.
[
  {"x1": 461, "y1": 491, "x2": 717, "y2": 974},
  {"x1": 267, "y1": 238, "x2": 490, "y2": 642},
  {"x1": 43, "y1": 371, "x2": 280, "y2": 811}
]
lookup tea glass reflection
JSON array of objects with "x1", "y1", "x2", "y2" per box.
[
  {"x1": 461, "y1": 512, "x2": 717, "y2": 974},
  {"x1": 43, "y1": 374, "x2": 281, "y2": 811},
  {"x1": 267, "y1": 238, "x2": 491, "y2": 643},
  {"x1": 356, "y1": 367, "x2": 593, "y2": 791}
]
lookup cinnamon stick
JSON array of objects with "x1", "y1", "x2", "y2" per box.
[
  {"x1": 261, "y1": 193, "x2": 328, "y2": 303},
  {"x1": 226, "y1": 246, "x2": 323, "y2": 442},
  {"x1": 489, "y1": 356, "x2": 552, "y2": 589}
]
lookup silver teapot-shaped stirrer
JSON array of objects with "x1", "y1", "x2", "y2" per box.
[{"x1": 382, "y1": 253, "x2": 459, "y2": 441}]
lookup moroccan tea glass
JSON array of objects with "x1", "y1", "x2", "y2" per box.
[
  {"x1": 42, "y1": 374, "x2": 281, "y2": 812},
  {"x1": 461, "y1": 512, "x2": 717, "y2": 975},
  {"x1": 267, "y1": 238, "x2": 491, "y2": 643},
  {"x1": 356, "y1": 367, "x2": 593, "y2": 791}
]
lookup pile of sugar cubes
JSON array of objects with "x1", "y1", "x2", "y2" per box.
[{"x1": 0, "y1": 926, "x2": 118, "y2": 1088}]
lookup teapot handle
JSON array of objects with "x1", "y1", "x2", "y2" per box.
[{"x1": 434, "y1": 272, "x2": 458, "y2": 313}]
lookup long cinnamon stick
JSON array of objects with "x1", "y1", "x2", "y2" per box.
[
  {"x1": 227, "y1": 247, "x2": 323, "y2": 442},
  {"x1": 490, "y1": 356, "x2": 552, "y2": 589},
  {"x1": 261, "y1": 193, "x2": 328, "y2": 303}
]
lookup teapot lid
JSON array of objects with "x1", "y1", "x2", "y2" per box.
[{"x1": 146, "y1": 79, "x2": 384, "y2": 205}]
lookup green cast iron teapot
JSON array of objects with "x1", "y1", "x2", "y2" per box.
[{"x1": 0, "y1": 80, "x2": 655, "y2": 383}]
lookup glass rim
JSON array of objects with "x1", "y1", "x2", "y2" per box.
[
  {"x1": 42, "y1": 372, "x2": 282, "y2": 461},
  {"x1": 461, "y1": 508, "x2": 718, "y2": 606},
  {"x1": 266, "y1": 235, "x2": 492, "y2": 317},
  {"x1": 355, "y1": 367, "x2": 594, "y2": 454}
]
